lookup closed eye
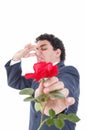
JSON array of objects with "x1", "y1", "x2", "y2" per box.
[
  {"x1": 36, "y1": 44, "x2": 48, "y2": 51},
  {"x1": 36, "y1": 47, "x2": 47, "y2": 51},
  {"x1": 41, "y1": 48, "x2": 47, "y2": 51}
]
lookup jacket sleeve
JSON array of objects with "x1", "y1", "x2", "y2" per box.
[
  {"x1": 4, "y1": 60, "x2": 33, "y2": 90},
  {"x1": 58, "y1": 66, "x2": 80, "y2": 114}
]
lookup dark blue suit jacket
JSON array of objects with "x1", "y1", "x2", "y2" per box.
[{"x1": 5, "y1": 61, "x2": 80, "y2": 130}]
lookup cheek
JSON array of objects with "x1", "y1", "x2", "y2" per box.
[
  {"x1": 42, "y1": 52, "x2": 50, "y2": 60},
  {"x1": 43, "y1": 51, "x2": 55, "y2": 59},
  {"x1": 47, "y1": 54, "x2": 53, "y2": 60}
]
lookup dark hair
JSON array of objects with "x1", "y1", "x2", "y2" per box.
[{"x1": 35, "y1": 33, "x2": 65, "y2": 61}]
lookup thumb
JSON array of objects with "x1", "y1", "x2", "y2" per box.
[
  {"x1": 35, "y1": 82, "x2": 44, "y2": 97},
  {"x1": 65, "y1": 97, "x2": 75, "y2": 106}
]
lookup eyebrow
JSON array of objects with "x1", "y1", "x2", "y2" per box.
[
  {"x1": 39, "y1": 44, "x2": 47, "y2": 48},
  {"x1": 36, "y1": 44, "x2": 48, "y2": 50}
]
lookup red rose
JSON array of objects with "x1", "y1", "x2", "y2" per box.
[{"x1": 25, "y1": 62, "x2": 59, "y2": 82}]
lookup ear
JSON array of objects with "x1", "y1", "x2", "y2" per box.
[{"x1": 56, "y1": 49, "x2": 61, "y2": 58}]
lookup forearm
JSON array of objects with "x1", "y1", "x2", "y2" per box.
[{"x1": 5, "y1": 60, "x2": 32, "y2": 90}]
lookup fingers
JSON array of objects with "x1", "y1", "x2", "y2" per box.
[
  {"x1": 44, "y1": 77, "x2": 59, "y2": 87},
  {"x1": 24, "y1": 43, "x2": 36, "y2": 51},
  {"x1": 24, "y1": 43, "x2": 32, "y2": 48},
  {"x1": 12, "y1": 49, "x2": 25, "y2": 61},
  {"x1": 24, "y1": 43, "x2": 37, "y2": 57},
  {"x1": 65, "y1": 97, "x2": 75, "y2": 106},
  {"x1": 12, "y1": 43, "x2": 37, "y2": 61},
  {"x1": 59, "y1": 88, "x2": 69, "y2": 97},
  {"x1": 35, "y1": 82, "x2": 43, "y2": 97},
  {"x1": 44, "y1": 97, "x2": 75, "y2": 116},
  {"x1": 35, "y1": 76, "x2": 75, "y2": 116},
  {"x1": 43, "y1": 77, "x2": 64, "y2": 94}
]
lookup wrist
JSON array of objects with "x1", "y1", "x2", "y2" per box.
[
  {"x1": 12, "y1": 56, "x2": 21, "y2": 61},
  {"x1": 10, "y1": 59, "x2": 21, "y2": 65}
]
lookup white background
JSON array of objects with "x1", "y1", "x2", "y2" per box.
[{"x1": 0, "y1": 0, "x2": 87, "y2": 130}]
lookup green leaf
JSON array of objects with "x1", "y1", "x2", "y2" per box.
[
  {"x1": 58, "y1": 113, "x2": 67, "y2": 120},
  {"x1": 54, "y1": 119, "x2": 65, "y2": 130},
  {"x1": 49, "y1": 91, "x2": 65, "y2": 99},
  {"x1": 35, "y1": 102, "x2": 42, "y2": 112},
  {"x1": 19, "y1": 88, "x2": 34, "y2": 95},
  {"x1": 66, "y1": 113, "x2": 80, "y2": 123},
  {"x1": 24, "y1": 96, "x2": 35, "y2": 102},
  {"x1": 46, "y1": 118, "x2": 54, "y2": 126},
  {"x1": 35, "y1": 94, "x2": 49, "y2": 102},
  {"x1": 49, "y1": 109, "x2": 55, "y2": 118}
]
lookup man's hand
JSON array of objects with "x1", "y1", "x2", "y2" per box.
[
  {"x1": 12, "y1": 44, "x2": 36, "y2": 61},
  {"x1": 35, "y1": 77, "x2": 75, "y2": 116}
]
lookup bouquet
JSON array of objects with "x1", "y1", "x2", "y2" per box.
[{"x1": 19, "y1": 61, "x2": 80, "y2": 130}]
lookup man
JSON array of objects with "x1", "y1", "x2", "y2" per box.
[{"x1": 5, "y1": 33, "x2": 80, "y2": 130}]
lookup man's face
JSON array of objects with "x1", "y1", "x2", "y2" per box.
[{"x1": 35, "y1": 40, "x2": 60, "y2": 63}]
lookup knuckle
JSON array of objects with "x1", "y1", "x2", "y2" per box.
[{"x1": 58, "y1": 81, "x2": 64, "y2": 88}]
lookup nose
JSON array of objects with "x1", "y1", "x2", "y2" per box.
[{"x1": 36, "y1": 48, "x2": 42, "y2": 56}]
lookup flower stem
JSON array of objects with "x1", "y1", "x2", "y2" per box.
[
  {"x1": 37, "y1": 118, "x2": 48, "y2": 130},
  {"x1": 38, "y1": 102, "x2": 47, "y2": 130}
]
